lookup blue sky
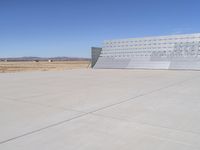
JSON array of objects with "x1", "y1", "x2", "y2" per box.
[{"x1": 1, "y1": 0, "x2": 200, "y2": 58}]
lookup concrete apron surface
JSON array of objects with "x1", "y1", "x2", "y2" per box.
[{"x1": 0, "y1": 69, "x2": 200, "y2": 150}]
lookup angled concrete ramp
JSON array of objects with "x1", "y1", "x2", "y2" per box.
[{"x1": 94, "y1": 57, "x2": 131, "y2": 69}]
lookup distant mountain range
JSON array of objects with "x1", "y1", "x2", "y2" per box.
[{"x1": 0, "y1": 57, "x2": 91, "y2": 61}]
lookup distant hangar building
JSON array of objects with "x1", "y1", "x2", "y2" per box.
[{"x1": 92, "y1": 33, "x2": 200, "y2": 70}]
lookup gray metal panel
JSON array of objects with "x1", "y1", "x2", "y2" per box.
[{"x1": 91, "y1": 47, "x2": 102, "y2": 68}]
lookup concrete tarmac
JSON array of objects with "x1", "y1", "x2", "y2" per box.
[{"x1": 0, "y1": 69, "x2": 200, "y2": 150}]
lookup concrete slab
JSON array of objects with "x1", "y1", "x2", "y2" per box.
[
  {"x1": 0, "y1": 115, "x2": 199, "y2": 150},
  {"x1": 95, "y1": 77, "x2": 200, "y2": 133},
  {"x1": 3, "y1": 69, "x2": 199, "y2": 113},
  {"x1": 0, "y1": 98, "x2": 82, "y2": 142},
  {"x1": 0, "y1": 69, "x2": 200, "y2": 149}
]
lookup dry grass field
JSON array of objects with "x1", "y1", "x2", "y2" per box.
[{"x1": 0, "y1": 61, "x2": 91, "y2": 73}]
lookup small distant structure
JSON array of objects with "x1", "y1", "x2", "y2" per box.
[
  {"x1": 48, "y1": 59, "x2": 53, "y2": 62},
  {"x1": 33, "y1": 60, "x2": 39, "y2": 62},
  {"x1": 4, "y1": 59, "x2": 8, "y2": 62}
]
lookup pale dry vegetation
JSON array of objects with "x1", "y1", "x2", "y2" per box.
[{"x1": 0, "y1": 61, "x2": 91, "y2": 73}]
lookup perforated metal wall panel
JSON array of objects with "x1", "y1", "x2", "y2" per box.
[{"x1": 93, "y1": 33, "x2": 200, "y2": 70}]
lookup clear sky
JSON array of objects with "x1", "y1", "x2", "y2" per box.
[{"x1": 1, "y1": 0, "x2": 200, "y2": 58}]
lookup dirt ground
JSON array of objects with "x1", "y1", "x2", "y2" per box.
[{"x1": 0, "y1": 61, "x2": 91, "y2": 73}]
